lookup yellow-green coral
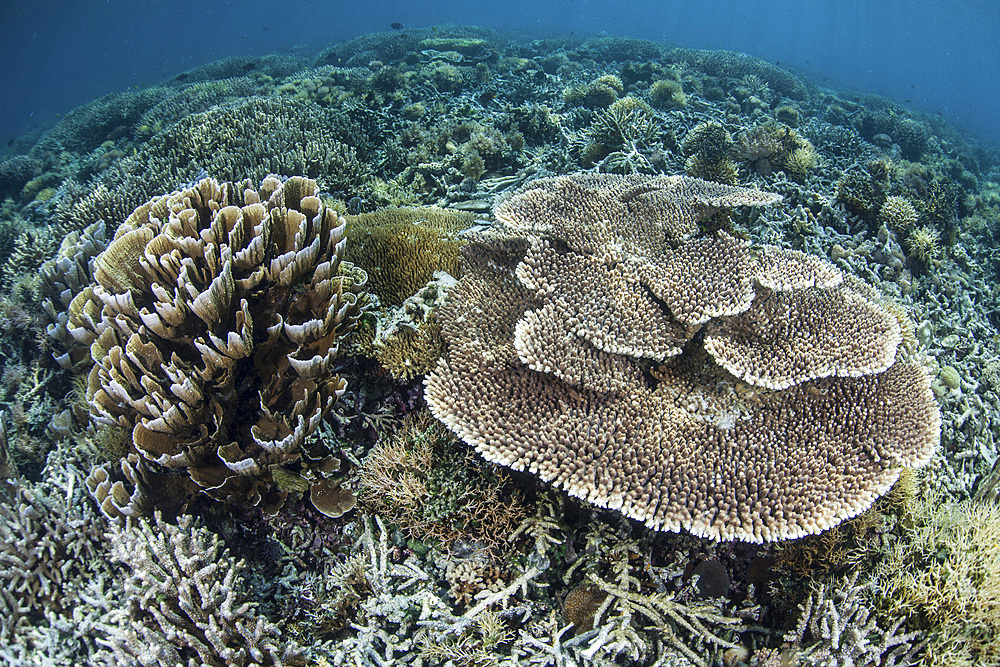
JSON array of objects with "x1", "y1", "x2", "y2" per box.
[
  {"x1": 682, "y1": 121, "x2": 737, "y2": 185},
  {"x1": 881, "y1": 195, "x2": 919, "y2": 235},
  {"x1": 566, "y1": 74, "x2": 624, "y2": 108},
  {"x1": 737, "y1": 122, "x2": 817, "y2": 178},
  {"x1": 649, "y1": 79, "x2": 686, "y2": 107},
  {"x1": 344, "y1": 206, "x2": 475, "y2": 307},
  {"x1": 875, "y1": 495, "x2": 1000, "y2": 666},
  {"x1": 584, "y1": 96, "x2": 661, "y2": 172},
  {"x1": 907, "y1": 225, "x2": 940, "y2": 263},
  {"x1": 355, "y1": 412, "x2": 528, "y2": 550}
]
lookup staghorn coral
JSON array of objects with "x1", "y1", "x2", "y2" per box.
[
  {"x1": 0, "y1": 465, "x2": 112, "y2": 658},
  {"x1": 779, "y1": 572, "x2": 925, "y2": 667},
  {"x1": 106, "y1": 513, "x2": 304, "y2": 666},
  {"x1": 581, "y1": 541, "x2": 743, "y2": 666},
  {"x1": 70, "y1": 175, "x2": 369, "y2": 515},
  {"x1": 873, "y1": 495, "x2": 1000, "y2": 666},
  {"x1": 426, "y1": 172, "x2": 940, "y2": 543}
]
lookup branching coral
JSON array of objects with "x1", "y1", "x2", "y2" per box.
[
  {"x1": 583, "y1": 97, "x2": 662, "y2": 173},
  {"x1": 737, "y1": 122, "x2": 817, "y2": 179},
  {"x1": 356, "y1": 411, "x2": 527, "y2": 550},
  {"x1": 106, "y1": 513, "x2": 305, "y2": 666},
  {"x1": 582, "y1": 541, "x2": 743, "y2": 666},
  {"x1": 69, "y1": 175, "x2": 369, "y2": 515},
  {"x1": 0, "y1": 464, "x2": 111, "y2": 658},
  {"x1": 873, "y1": 496, "x2": 1000, "y2": 666},
  {"x1": 779, "y1": 572, "x2": 924, "y2": 667}
]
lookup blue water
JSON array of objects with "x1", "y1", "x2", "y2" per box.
[{"x1": 1, "y1": 0, "x2": 998, "y2": 146}]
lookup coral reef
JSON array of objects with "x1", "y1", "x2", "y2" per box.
[
  {"x1": 0, "y1": 22, "x2": 999, "y2": 666},
  {"x1": 683, "y1": 121, "x2": 738, "y2": 184},
  {"x1": 356, "y1": 271, "x2": 455, "y2": 380},
  {"x1": 427, "y1": 172, "x2": 939, "y2": 543}
]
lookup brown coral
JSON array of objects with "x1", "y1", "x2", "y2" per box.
[
  {"x1": 425, "y1": 172, "x2": 939, "y2": 543},
  {"x1": 344, "y1": 206, "x2": 476, "y2": 307},
  {"x1": 492, "y1": 172, "x2": 782, "y2": 254},
  {"x1": 71, "y1": 176, "x2": 369, "y2": 515}
]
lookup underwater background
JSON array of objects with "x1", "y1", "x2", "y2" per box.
[
  {"x1": 3, "y1": 0, "x2": 1000, "y2": 146},
  {"x1": 0, "y1": 0, "x2": 999, "y2": 665}
]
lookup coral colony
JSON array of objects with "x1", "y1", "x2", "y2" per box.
[{"x1": 1, "y1": 25, "x2": 999, "y2": 666}]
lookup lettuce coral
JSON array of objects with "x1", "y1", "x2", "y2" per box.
[{"x1": 70, "y1": 175, "x2": 369, "y2": 515}]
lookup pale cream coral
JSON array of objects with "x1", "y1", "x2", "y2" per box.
[{"x1": 425, "y1": 172, "x2": 939, "y2": 543}]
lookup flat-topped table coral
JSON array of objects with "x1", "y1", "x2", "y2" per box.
[
  {"x1": 425, "y1": 172, "x2": 940, "y2": 543},
  {"x1": 64, "y1": 175, "x2": 369, "y2": 517}
]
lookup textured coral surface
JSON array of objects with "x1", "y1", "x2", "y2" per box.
[{"x1": 427, "y1": 173, "x2": 940, "y2": 542}]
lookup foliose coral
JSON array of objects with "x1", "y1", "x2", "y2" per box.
[
  {"x1": 40, "y1": 220, "x2": 109, "y2": 371},
  {"x1": 426, "y1": 172, "x2": 940, "y2": 543},
  {"x1": 69, "y1": 175, "x2": 369, "y2": 515}
]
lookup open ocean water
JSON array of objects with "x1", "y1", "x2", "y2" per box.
[{"x1": 0, "y1": 1, "x2": 999, "y2": 665}]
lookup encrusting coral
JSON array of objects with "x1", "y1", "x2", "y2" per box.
[
  {"x1": 425, "y1": 172, "x2": 940, "y2": 543},
  {"x1": 67, "y1": 175, "x2": 370, "y2": 516}
]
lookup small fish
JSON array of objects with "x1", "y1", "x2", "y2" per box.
[
  {"x1": 6, "y1": 139, "x2": 12, "y2": 147},
  {"x1": 390, "y1": 22, "x2": 403, "y2": 30},
  {"x1": 904, "y1": 99, "x2": 912, "y2": 103},
  {"x1": 175, "y1": 72, "x2": 189, "y2": 81},
  {"x1": 478, "y1": 90, "x2": 496, "y2": 104}
]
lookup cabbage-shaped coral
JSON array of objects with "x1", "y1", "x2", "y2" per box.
[{"x1": 71, "y1": 176, "x2": 369, "y2": 513}]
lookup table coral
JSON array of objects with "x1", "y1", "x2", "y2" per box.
[{"x1": 425, "y1": 172, "x2": 940, "y2": 543}]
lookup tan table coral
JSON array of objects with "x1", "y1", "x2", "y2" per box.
[
  {"x1": 72, "y1": 175, "x2": 369, "y2": 516},
  {"x1": 425, "y1": 173, "x2": 940, "y2": 543}
]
